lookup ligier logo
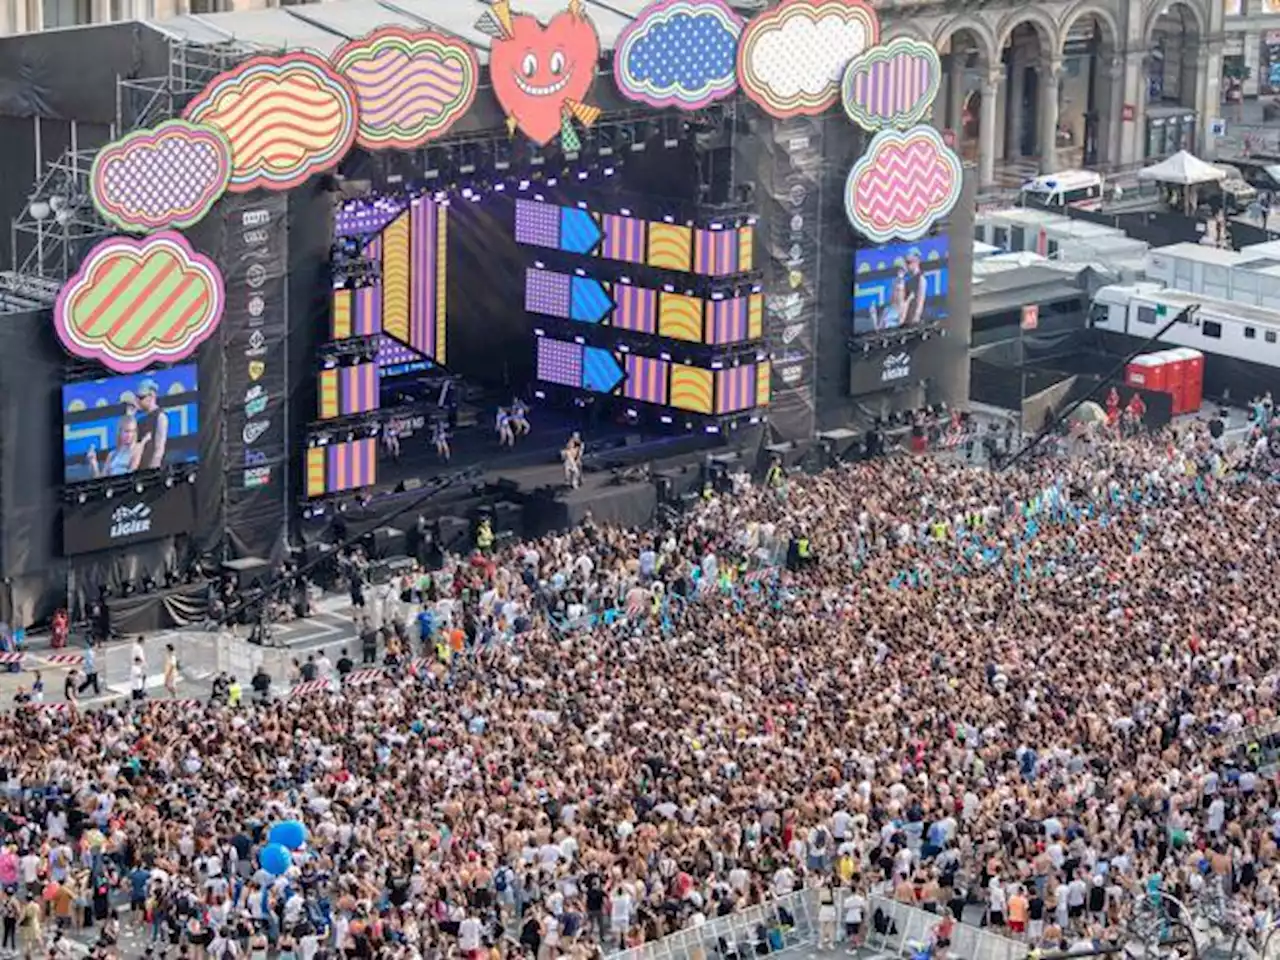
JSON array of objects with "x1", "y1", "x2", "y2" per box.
[
  {"x1": 881, "y1": 352, "x2": 911, "y2": 383},
  {"x1": 110, "y1": 503, "x2": 152, "y2": 539},
  {"x1": 245, "y1": 385, "x2": 268, "y2": 417}
]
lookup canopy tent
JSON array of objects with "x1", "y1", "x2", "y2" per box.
[{"x1": 1137, "y1": 151, "x2": 1227, "y2": 186}]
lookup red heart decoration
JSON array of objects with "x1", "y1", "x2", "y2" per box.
[{"x1": 490, "y1": 9, "x2": 599, "y2": 146}]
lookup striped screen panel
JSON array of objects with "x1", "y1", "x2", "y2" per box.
[
  {"x1": 715, "y1": 365, "x2": 756, "y2": 414},
  {"x1": 340, "y1": 363, "x2": 379, "y2": 415},
  {"x1": 326, "y1": 438, "x2": 377, "y2": 493},
  {"x1": 623, "y1": 354, "x2": 670, "y2": 405}
]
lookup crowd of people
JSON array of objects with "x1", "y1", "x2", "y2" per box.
[{"x1": 3, "y1": 416, "x2": 1280, "y2": 960}]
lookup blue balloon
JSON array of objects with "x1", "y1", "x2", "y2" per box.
[
  {"x1": 259, "y1": 842, "x2": 292, "y2": 876},
  {"x1": 268, "y1": 820, "x2": 307, "y2": 851}
]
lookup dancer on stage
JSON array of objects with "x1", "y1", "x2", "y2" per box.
[
  {"x1": 562, "y1": 431, "x2": 584, "y2": 489},
  {"x1": 431, "y1": 419, "x2": 451, "y2": 462},
  {"x1": 496, "y1": 407, "x2": 515, "y2": 448},
  {"x1": 510, "y1": 397, "x2": 531, "y2": 438}
]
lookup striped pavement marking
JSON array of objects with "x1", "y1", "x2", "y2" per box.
[
  {"x1": 343, "y1": 669, "x2": 383, "y2": 687},
  {"x1": 0, "y1": 652, "x2": 23, "y2": 664}
]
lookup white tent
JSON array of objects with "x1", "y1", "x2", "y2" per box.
[{"x1": 1137, "y1": 151, "x2": 1227, "y2": 186}]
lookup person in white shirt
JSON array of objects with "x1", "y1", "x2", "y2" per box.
[{"x1": 844, "y1": 889, "x2": 866, "y2": 951}]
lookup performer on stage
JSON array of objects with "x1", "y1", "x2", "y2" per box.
[
  {"x1": 431, "y1": 419, "x2": 451, "y2": 462},
  {"x1": 496, "y1": 407, "x2": 515, "y2": 448},
  {"x1": 510, "y1": 397, "x2": 531, "y2": 438},
  {"x1": 562, "y1": 431, "x2": 584, "y2": 489}
]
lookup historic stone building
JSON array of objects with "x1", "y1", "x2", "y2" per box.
[{"x1": 879, "y1": 0, "x2": 1219, "y2": 184}]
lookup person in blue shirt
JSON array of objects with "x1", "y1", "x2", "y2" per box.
[
  {"x1": 128, "y1": 865, "x2": 151, "y2": 918},
  {"x1": 77, "y1": 640, "x2": 100, "y2": 696}
]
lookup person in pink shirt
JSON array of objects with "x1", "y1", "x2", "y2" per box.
[{"x1": 0, "y1": 846, "x2": 16, "y2": 890}]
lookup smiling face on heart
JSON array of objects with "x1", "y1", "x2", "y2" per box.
[{"x1": 490, "y1": 9, "x2": 599, "y2": 146}]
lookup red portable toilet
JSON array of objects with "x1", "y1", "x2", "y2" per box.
[{"x1": 1167, "y1": 347, "x2": 1204, "y2": 414}]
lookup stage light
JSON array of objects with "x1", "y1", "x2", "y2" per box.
[
  {"x1": 28, "y1": 199, "x2": 50, "y2": 221},
  {"x1": 603, "y1": 166, "x2": 615, "y2": 177},
  {"x1": 617, "y1": 344, "x2": 629, "y2": 353},
  {"x1": 534, "y1": 390, "x2": 546, "y2": 400},
  {"x1": 660, "y1": 415, "x2": 673, "y2": 425},
  {"x1": 461, "y1": 187, "x2": 473, "y2": 200},
  {"x1": 134, "y1": 481, "x2": 144, "y2": 494},
  {"x1": 518, "y1": 180, "x2": 530, "y2": 191},
  {"x1": 77, "y1": 491, "x2": 87, "y2": 505},
  {"x1": 470, "y1": 193, "x2": 481, "y2": 203},
  {"x1": 187, "y1": 471, "x2": 197, "y2": 484},
  {"x1": 620, "y1": 208, "x2": 631, "y2": 216},
  {"x1": 546, "y1": 177, "x2": 558, "y2": 187},
  {"x1": 303, "y1": 508, "x2": 313, "y2": 520},
  {"x1": 533, "y1": 193, "x2": 545, "y2": 202},
  {"x1": 662, "y1": 215, "x2": 675, "y2": 223},
  {"x1": 142, "y1": 575, "x2": 156, "y2": 594},
  {"x1": 533, "y1": 327, "x2": 545, "y2": 336},
  {"x1": 104, "y1": 488, "x2": 113, "y2": 499},
  {"x1": 494, "y1": 183, "x2": 505, "y2": 192}
]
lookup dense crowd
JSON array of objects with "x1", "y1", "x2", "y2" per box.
[{"x1": 3, "y1": 418, "x2": 1280, "y2": 960}]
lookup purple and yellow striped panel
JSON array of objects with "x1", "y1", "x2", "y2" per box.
[
  {"x1": 327, "y1": 437, "x2": 377, "y2": 493},
  {"x1": 623, "y1": 354, "x2": 669, "y2": 405},
  {"x1": 331, "y1": 289, "x2": 353, "y2": 341},
  {"x1": 601, "y1": 213, "x2": 646, "y2": 263},
  {"x1": 318, "y1": 369, "x2": 340, "y2": 420},
  {"x1": 613, "y1": 284, "x2": 658, "y2": 333},
  {"x1": 707, "y1": 296, "x2": 749, "y2": 345},
  {"x1": 694, "y1": 228, "x2": 739, "y2": 276},
  {"x1": 756, "y1": 360, "x2": 771, "y2": 407},
  {"x1": 748, "y1": 293, "x2": 763, "y2": 339},
  {"x1": 715, "y1": 365, "x2": 756, "y2": 414},
  {"x1": 409, "y1": 199, "x2": 438, "y2": 360},
  {"x1": 435, "y1": 201, "x2": 447, "y2": 364},
  {"x1": 738, "y1": 226, "x2": 754, "y2": 272},
  {"x1": 305, "y1": 447, "x2": 327, "y2": 498},
  {"x1": 350, "y1": 281, "x2": 381, "y2": 337},
  {"x1": 340, "y1": 362, "x2": 379, "y2": 415}
]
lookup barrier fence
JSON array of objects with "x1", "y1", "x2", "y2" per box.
[{"x1": 606, "y1": 890, "x2": 1029, "y2": 960}]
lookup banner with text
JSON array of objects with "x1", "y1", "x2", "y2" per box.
[
  {"x1": 763, "y1": 116, "x2": 822, "y2": 441},
  {"x1": 220, "y1": 191, "x2": 289, "y2": 557},
  {"x1": 63, "y1": 484, "x2": 196, "y2": 556},
  {"x1": 848, "y1": 337, "x2": 941, "y2": 396}
]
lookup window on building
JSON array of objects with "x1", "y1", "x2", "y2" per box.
[
  {"x1": 1246, "y1": 326, "x2": 1257, "y2": 339},
  {"x1": 1267, "y1": 330, "x2": 1277, "y2": 344},
  {"x1": 1202, "y1": 319, "x2": 1222, "y2": 338},
  {"x1": 993, "y1": 227, "x2": 1009, "y2": 250},
  {"x1": 42, "y1": 0, "x2": 92, "y2": 26},
  {"x1": 1010, "y1": 227, "x2": 1026, "y2": 251}
]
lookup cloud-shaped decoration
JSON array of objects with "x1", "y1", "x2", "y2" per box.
[
  {"x1": 737, "y1": 0, "x2": 879, "y2": 118},
  {"x1": 55, "y1": 231, "x2": 225, "y2": 374},
  {"x1": 844, "y1": 125, "x2": 962, "y2": 243},
  {"x1": 90, "y1": 120, "x2": 232, "y2": 234},
  {"x1": 182, "y1": 52, "x2": 358, "y2": 193},
  {"x1": 841, "y1": 37, "x2": 942, "y2": 131},
  {"x1": 332, "y1": 27, "x2": 479, "y2": 151},
  {"x1": 613, "y1": 0, "x2": 743, "y2": 111}
]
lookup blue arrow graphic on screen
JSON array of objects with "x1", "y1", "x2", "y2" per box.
[
  {"x1": 559, "y1": 207, "x2": 603, "y2": 255},
  {"x1": 570, "y1": 277, "x2": 614, "y2": 323},
  {"x1": 582, "y1": 347, "x2": 625, "y2": 393}
]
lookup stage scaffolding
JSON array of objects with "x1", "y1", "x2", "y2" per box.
[{"x1": 0, "y1": 38, "x2": 252, "y2": 313}]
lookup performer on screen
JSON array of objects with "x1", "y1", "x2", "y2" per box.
[
  {"x1": 511, "y1": 397, "x2": 531, "y2": 438},
  {"x1": 134, "y1": 378, "x2": 170, "y2": 469},
  {"x1": 900, "y1": 254, "x2": 928, "y2": 326},
  {"x1": 431, "y1": 419, "x2": 451, "y2": 462},
  {"x1": 562, "y1": 431, "x2": 584, "y2": 489},
  {"x1": 496, "y1": 407, "x2": 515, "y2": 448},
  {"x1": 87, "y1": 414, "x2": 144, "y2": 478}
]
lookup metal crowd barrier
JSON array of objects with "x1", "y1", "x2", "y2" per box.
[
  {"x1": 608, "y1": 889, "x2": 818, "y2": 960},
  {"x1": 866, "y1": 897, "x2": 1028, "y2": 960}
]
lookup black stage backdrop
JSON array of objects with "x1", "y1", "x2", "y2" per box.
[
  {"x1": 220, "y1": 191, "x2": 290, "y2": 560},
  {"x1": 0, "y1": 308, "x2": 66, "y2": 624},
  {"x1": 445, "y1": 142, "x2": 699, "y2": 391}
]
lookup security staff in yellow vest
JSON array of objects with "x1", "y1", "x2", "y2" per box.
[
  {"x1": 476, "y1": 517, "x2": 494, "y2": 553},
  {"x1": 765, "y1": 457, "x2": 785, "y2": 490},
  {"x1": 228, "y1": 676, "x2": 242, "y2": 707}
]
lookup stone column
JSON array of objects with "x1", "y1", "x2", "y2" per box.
[
  {"x1": 1009, "y1": 50, "x2": 1026, "y2": 157},
  {"x1": 1105, "y1": 55, "x2": 1125, "y2": 169},
  {"x1": 1039, "y1": 57, "x2": 1062, "y2": 173},
  {"x1": 980, "y1": 69, "x2": 1001, "y2": 185},
  {"x1": 1244, "y1": 31, "x2": 1261, "y2": 98},
  {"x1": 1197, "y1": 48, "x2": 1222, "y2": 156},
  {"x1": 949, "y1": 51, "x2": 966, "y2": 131},
  {"x1": 1121, "y1": 51, "x2": 1146, "y2": 165}
]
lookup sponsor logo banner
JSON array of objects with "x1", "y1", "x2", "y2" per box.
[
  {"x1": 221, "y1": 192, "x2": 288, "y2": 493},
  {"x1": 848, "y1": 338, "x2": 935, "y2": 396},
  {"x1": 64, "y1": 484, "x2": 196, "y2": 555}
]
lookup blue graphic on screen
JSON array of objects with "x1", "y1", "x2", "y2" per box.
[
  {"x1": 851, "y1": 235, "x2": 949, "y2": 337},
  {"x1": 62, "y1": 364, "x2": 199, "y2": 484}
]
